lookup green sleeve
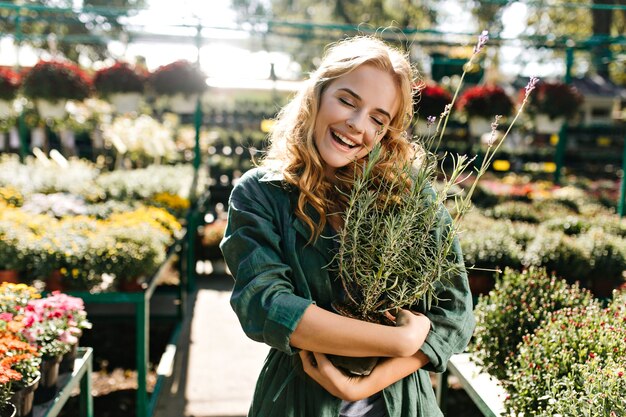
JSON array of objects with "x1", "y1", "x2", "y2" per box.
[
  {"x1": 420, "y1": 205, "x2": 476, "y2": 373},
  {"x1": 220, "y1": 170, "x2": 313, "y2": 355}
]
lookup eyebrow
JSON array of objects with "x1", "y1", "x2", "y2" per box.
[{"x1": 338, "y1": 88, "x2": 392, "y2": 120}]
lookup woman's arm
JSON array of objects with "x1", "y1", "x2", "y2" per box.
[
  {"x1": 290, "y1": 306, "x2": 431, "y2": 358},
  {"x1": 299, "y1": 349, "x2": 430, "y2": 401}
]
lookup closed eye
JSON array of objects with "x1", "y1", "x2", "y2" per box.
[
  {"x1": 339, "y1": 97, "x2": 354, "y2": 107},
  {"x1": 371, "y1": 116, "x2": 384, "y2": 126}
]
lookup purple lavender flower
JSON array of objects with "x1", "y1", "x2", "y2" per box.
[
  {"x1": 426, "y1": 116, "x2": 436, "y2": 126},
  {"x1": 525, "y1": 76, "x2": 539, "y2": 98},
  {"x1": 488, "y1": 115, "x2": 502, "y2": 146},
  {"x1": 473, "y1": 30, "x2": 489, "y2": 54}
]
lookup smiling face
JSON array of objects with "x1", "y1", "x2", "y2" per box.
[{"x1": 313, "y1": 64, "x2": 400, "y2": 179}]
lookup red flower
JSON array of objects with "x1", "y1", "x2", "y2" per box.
[
  {"x1": 457, "y1": 85, "x2": 514, "y2": 118},
  {"x1": 0, "y1": 67, "x2": 20, "y2": 101},
  {"x1": 414, "y1": 83, "x2": 452, "y2": 119}
]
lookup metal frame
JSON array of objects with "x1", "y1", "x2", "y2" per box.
[{"x1": 33, "y1": 347, "x2": 94, "y2": 417}]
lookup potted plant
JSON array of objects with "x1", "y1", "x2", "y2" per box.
[
  {"x1": 0, "y1": 68, "x2": 20, "y2": 119},
  {"x1": 148, "y1": 60, "x2": 207, "y2": 113},
  {"x1": 413, "y1": 83, "x2": 452, "y2": 135},
  {"x1": 471, "y1": 267, "x2": 594, "y2": 381},
  {"x1": 506, "y1": 297, "x2": 626, "y2": 415},
  {"x1": 524, "y1": 80, "x2": 584, "y2": 133},
  {"x1": 457, "y1": 85, "x2": 514, "y2": 137},
  {"x1": 21, "y1": 60, "x2": 92, "y2": 119},
  {"x1": 93, "y1": 62, "x2": 145, "y2": 114}
]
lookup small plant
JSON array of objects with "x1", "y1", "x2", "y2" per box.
[
  {"x1": 0, "y1": 68, "x2": 20, "y2": 101},
  {"x1": 148, "y1": 60, "x2": 207, "y2": 96},
  {"x1": 506, "y1": 298, "x2": 626, "y2": 415},
  {"x1": 21, "y1": 60, "x2": 92, "y2": 102},
  {"x1": 471, "y1": 267, "x2": 594, "y2": 381},
  {"x1": 485, "y1": 201, "x2": 542, "y2": 223},
  {"x1": 539, "y1": 356, "x2": 626, "y2": 417},
  {"x1": 522, "y1": 229, "x2": 590, "y2": 284},
  {"x1": 524, "y1": 80, "x2": 584, "y2": 120},
  {"x1": 414, "y1": 83, "x2": 452, "y2": 119},
  {"x1": 461, "y1": 223, "x2": 524, "y2": 272},
  {"x1": 93, "y1": 62, "x2": 145, "y2": 97},
  {"x1": 457, "y1": 85, "x2": 514, "y2": 119}
]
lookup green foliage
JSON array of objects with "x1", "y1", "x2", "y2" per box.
[
  {"x1": 333, "y1": 144, "x2": 468, "y2": 321},
  {"x1": 471, "y1": 267, "x2": 594, "y2": 381},
  {"x1": 506, "y1": 297, "x2": 626, "y2": 415},
  {"x1": 0, "y1": 0, "x2": 146, "y2": 62},
  {"x1": 542, "y1": 215, "x2": 591, "y2": 235},
  {"x1": 485, "y1": 201, "x2": 542, "y2": 223},
  {"x1": 521, "y1": 229, "x2": 590, "y2": 284},
  {"x1": 461, "y1": 223, "x2": 523, "y2": 272},
  {"x1": 538, "y1": 356, "x2": 626, "y2": 417}
]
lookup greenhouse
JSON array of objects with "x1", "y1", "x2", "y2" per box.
[{"x1": 0, "y1": 1, "x2": 625, "y2": 417}]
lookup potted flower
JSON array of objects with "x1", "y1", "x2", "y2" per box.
[
  {"x1": 413, "y1": 83, "x2": 452, "y2": 135},
  {"x1": 457, "y1": 84, "x2": 514, "y2": 137},
  {"x1": 93, "y1": 62, "x2": 145, "y2": 114},
  {"x1": 0, "y1": 224, "x2": 27, "y2": 283},
  {"x1": 147, "y1": 60, "x2": 207, "y2": 114},
  {"x1": 524, "y1": 80, "x2": 584, "y2": 134},
  {"x1": 21, "y1": 60, "x2": 92, "y2": 119},
  {"x1": 0, "y1": 68, "x2": 20, "y2": 119}
]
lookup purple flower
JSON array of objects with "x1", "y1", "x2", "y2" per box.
[
  {"x1": 525, "y1": 76, "x2": 539, "y2": 99},
  {"x1": 473, "y1": 30, "x2": 489, "y2": 54},
  {"x1": 426, "y1": 116, "x2": 436, "y2": 126}
]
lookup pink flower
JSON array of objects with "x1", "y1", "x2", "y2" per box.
[{"x1": 0, "y1": 312, "x2": 13, "y2": 322}]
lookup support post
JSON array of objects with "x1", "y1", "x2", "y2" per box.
[
  {"x1": 554, "y1": 46, "x2": 574, "y2": 184},
  {"x1": 619, "y1": 132, "x2": 626, "y2": 217}
]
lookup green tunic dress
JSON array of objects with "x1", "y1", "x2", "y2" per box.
[{"x1": 220, "y1": 167, "x2": 476, "y2": 417}]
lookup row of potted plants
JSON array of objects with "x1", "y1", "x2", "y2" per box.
[
  {"x1": 414, "y1": 80, "x2": 584, "y2": 135},
  {"x1": 471, "y1": 267, "x2": 625, "y2": 416},
  {"x1": 460, "y1": 191, "x2": 626, "y2": 297},
  {"x1": 0, "y1": 283, "x2": 92, "y2": 417},
  {"x1": 0, "y1": 59, "x2": 207, "y2": 118},
  {"x1": 0, "y1": 201, "x2": 182, "y2": 292},
  {"x1": 0, "y1": 154, "x2": 201, "y2": 213}
]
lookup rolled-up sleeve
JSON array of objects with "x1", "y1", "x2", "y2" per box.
[
  {"x1": 420, "y1": 205, "x2": 476, "y2": 373},
  {"x1": 220, "y1": 172, "x2": 313, "y2": 355}
]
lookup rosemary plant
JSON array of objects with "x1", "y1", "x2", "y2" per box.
[{"x1": 332, "y1": 31, "x2": 539, "y2": 324}]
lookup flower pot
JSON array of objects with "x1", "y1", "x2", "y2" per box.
[
  {"x1": 0, "y1": 403, "x2": 16, "y2": 417},
  {"x1": 59, "y1": 128, "x2": 76, "y2": 156},
  {"x1": 0, "y1": 269, "x2": 19, "y2": 283},
  {"x1": 468, "y1": 117, "x2": 492, "y2": 137},
  {"x1": 168, "y1": 93, "x2": 199, "y2": 114},
  {"x1": 30, "y1": 127, "x2": 46, "y2": 150},
  {"x1": 35, "y1": 99, "x2": 67, "y2": 119},
  {"x1": 10, "y1": 375, "x2": 40, "y2": 417},
  {"x1": 45, "y1": 270, "x2": 65, "y2": 292},
  {"x1": 534, "y1": 115, "x2": 564, "y2": 134},
  {"x1": 34, "y1": 355, "x2": 62, "y2": 404},
  {"x1": 328, "y1": 354, "x2": 379, "y2": 376},
  {"x1": 110, "y1": 92, "x2": 142, "y2": 114},
  {"x1": 59, "y1": 341, "x2": 79, "y2": 374},
  {"x1": 118, "y1": 276, "x2": 146, "y2": 292},
  {"x1": 0, "y1": 99, "x2": 12, "y2": 118},
  {"x1": 468, "y1": 270, "x2": 495, "y2": 297}
]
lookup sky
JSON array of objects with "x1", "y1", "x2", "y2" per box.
[{"x1": 0, "y1": 0, "x2": 564, "y2": 81}]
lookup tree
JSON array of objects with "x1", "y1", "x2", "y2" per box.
[
  {"x1": 471, "y1": 0, "x2": 626, "y2": 83},
  {"x1": 231, "y1": 0, "x2": 437, "y2": 72},
  {"x1": 0, "y1": 0, "x2": 146, "y2": 63}
]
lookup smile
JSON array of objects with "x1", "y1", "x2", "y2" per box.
[{"x1": 331, "y1": 130, "x2": 359, "y2": 149}]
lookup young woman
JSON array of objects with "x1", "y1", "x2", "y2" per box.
[{"x1": 220, "y1": 35, "x2": 475, "y2": 417}]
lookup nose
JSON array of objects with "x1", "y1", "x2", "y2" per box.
[{"x1": 346, "y1": 114, "x2": 364, "y2": 133}]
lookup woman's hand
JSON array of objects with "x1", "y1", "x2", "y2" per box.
[
  {"x1": 299, "y1": 350, "x2": 367, "y2": 401},
  {"x1": 388, "y1": 309, "x2": 432, "y2": 357}
]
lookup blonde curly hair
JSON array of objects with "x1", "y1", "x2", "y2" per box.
[{"x1": 261, "y1": 35, "x2": 419, "y2": 241}]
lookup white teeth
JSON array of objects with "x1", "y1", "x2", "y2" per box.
[{"x1": 334, "y1": 131, "x2": 357, "y2": 147}]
